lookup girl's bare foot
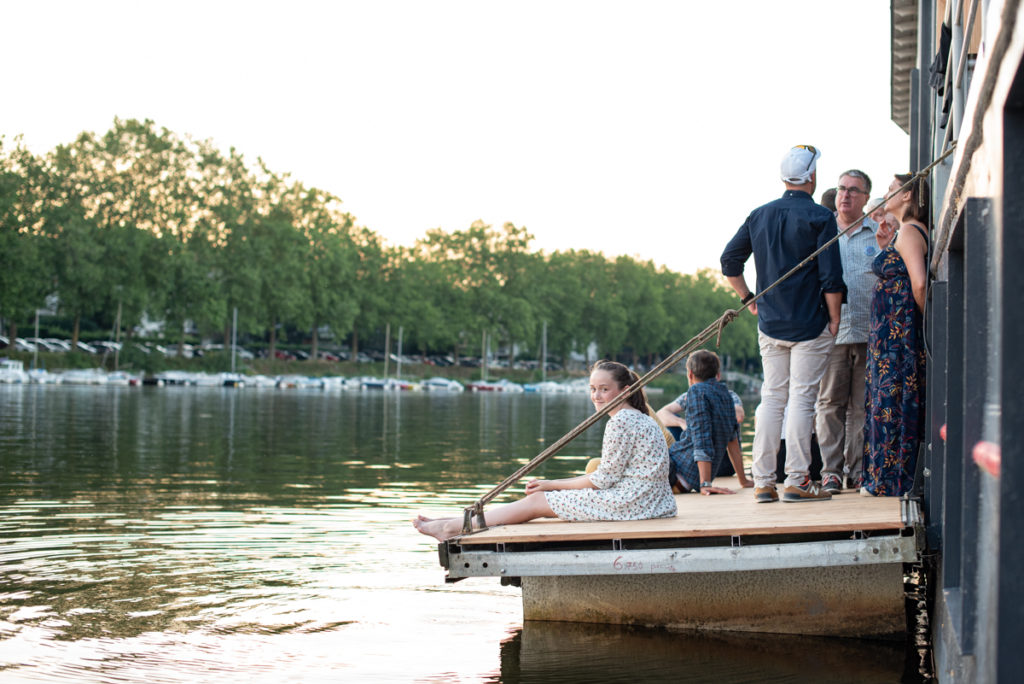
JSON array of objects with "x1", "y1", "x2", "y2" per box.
[{"x1": 413, "y1": 517, "x2": 460, "y2": 542}]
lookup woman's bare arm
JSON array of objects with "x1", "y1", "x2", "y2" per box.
[{"x1": 896, "y1": 222, "x2": 929, "y2": 312}]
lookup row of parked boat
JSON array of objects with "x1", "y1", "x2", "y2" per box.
[{"x1": 0, "y1": 359, "x2": 588, "y2": 393}]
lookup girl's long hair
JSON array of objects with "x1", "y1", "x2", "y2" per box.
[
  {"x1": 895, "y1": 173, "x2": 931, "y2": 227},
  {"x1": 591, "y1": 360, "x2": 647, "y2": 412}
]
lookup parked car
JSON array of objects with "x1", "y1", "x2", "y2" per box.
[
  {"x1": 93, "y1": 341, "x2": 123, "y2": 354},
  {"x1": 230, "y1": 345, "x2": 254, "y2": 360},
  {"x1": 0, "y1": 335, "x2": 9, "y2": 349},
  {"x1": 14, "y1": 338, "x2": 37, "y2": 352},
  {"x1": 75, "y1": 341, "x2": 98, "y2": 354},
  {"x1": 45, "y1": 338, "x2": 73, "y2": 352},
  {"x1": 27, "y1": 338, "x2": 58, "y2": 352}
]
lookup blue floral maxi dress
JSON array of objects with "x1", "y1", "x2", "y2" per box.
[{"x1": 862, "y1": 225, "x2": 927, "y2": 496}]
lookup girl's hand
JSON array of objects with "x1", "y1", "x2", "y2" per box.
[
  {"x1": 876, "y1": 216, "x2": 896, "y2": 248},
  {"x1": 700, "y1": 485, "x2": 736, "y2": 495},
  {"x1": 525, "y1": 479, "x2": 549, "y2": 495}
]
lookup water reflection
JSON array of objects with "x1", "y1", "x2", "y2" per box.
[
  {"x1": 0, "y1": 385, "x2": 912, "y2": 682},
  {"x1": 501, "y1": 622, "x2": 906, "y2": 683}
]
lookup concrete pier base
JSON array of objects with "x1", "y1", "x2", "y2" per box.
[{"x1": 522, "y1": 563, "x2": 905, "y2": 638}]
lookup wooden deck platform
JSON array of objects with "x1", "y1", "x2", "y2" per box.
[
  {"x1": 437, "y1": 478, "x2": 921, "y2": 637},
  {"x1": 457, "y1": 477, "x2": 907, "y2": 545}
]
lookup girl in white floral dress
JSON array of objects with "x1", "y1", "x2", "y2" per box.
[{"x1": 413, "y1": 360, "x2": 677, "y2": 541}]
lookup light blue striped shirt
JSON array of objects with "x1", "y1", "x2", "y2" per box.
[{"x1": 835, "y1": 216, "x2": 881, "y2": 345}]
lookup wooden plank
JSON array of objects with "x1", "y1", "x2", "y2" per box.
[{"x1": 455, "y1": 477, "x2": 905, "y2": 545}]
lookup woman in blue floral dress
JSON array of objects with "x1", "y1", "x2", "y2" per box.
[{"x1": 862, "y1": 174, "x2": 930, "y2": 496}]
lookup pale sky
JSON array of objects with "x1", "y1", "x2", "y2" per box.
[{"x1": 1, "y1": 0, "x2": 909, "y2": 275}]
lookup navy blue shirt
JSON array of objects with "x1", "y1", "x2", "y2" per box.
[{"x1": 721, "y1": 190, "x2": 846, "y2": 341}]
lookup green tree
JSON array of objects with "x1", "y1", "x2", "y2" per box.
[
  {"x1": 246, "y1": 164, "x2": 311, "y2": 356},
  {"x1": 291, "y1": 184, "x2": 360, "y2": 358},
  {"x1": 0, "y1": 139, "x2": 51, "y2": 340},
  {"x1": 610, "y1": 256, "x2": 670, "y2": 366},
  {"x1": 349, "y1": 227, "x2": 387, "y2": 357},
  {"x1": 196, "y1": 142, "x2": 261, "y2": 345}
]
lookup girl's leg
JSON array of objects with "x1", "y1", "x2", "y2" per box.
[
  {"x1": 482, "y1": 492, "x2": 557, "y2": 527},
  {"x1": 413, "y1": 493, "x2": 556, "y2": 542}
]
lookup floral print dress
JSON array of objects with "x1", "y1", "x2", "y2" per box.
[
  {"x1": 862, "y1": 224, "x2": 927, "y2": 496},
  {"x1": 545, "y1": 408, "x2": 677, "y2": 521}
]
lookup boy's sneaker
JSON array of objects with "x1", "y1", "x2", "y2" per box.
[
  {"x1": 821, "y1": 474, "x2": 843, "y2": 494},
  {"x1": 782, "y1": 478, "x2": 833, "y2": 502},
  {"x1": 754, "y1": 485, "x2": 779, "y2": 503}
]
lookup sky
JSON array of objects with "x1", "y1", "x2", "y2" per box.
[{"x1": 1, "y1": 0, "x2": 910, "y2": 276}]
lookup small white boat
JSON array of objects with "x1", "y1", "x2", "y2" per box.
[
  {"x1": 60, "y1": 368, "x2": 109, "y2": 385},
  {"x1": 422, "y1": 377, "x2": 465, "y2": 392},
  {"x1": 220, "y1": 372, "x2": 246, "y2": 387},
  {"x1": 523, "y1": 381, "x2": 566, "y2": 393},
  {"x1": 189, "y1": 372, "x2": 223, "y2": 387},
  {"x1": 246, "y1": 374, "x2": 278, "y2": 389},
  {"x1": 0, "y1": 359, "x2": 30, "y2": 384},
  {"x1": 467, "y1": 378, "x2": 524, "y2": 393},
  {"x1": 28, "y1": 368, "x2": 63, "y2": 384},
  {"x1": 154, "y1": 370, "x2": 194, "y2": 386},
  {"x1": 106, "y1": 371, "x2": 142, "y2": 386},
  {"x1": 361, "y1": 377, "x2": 418, "y2": 391},
  {"x1": 321, "y1": 375, "x2": 358, "y2": 391},
  {"x1": 276, "y1": 375, "x2": 324, "y2": 390}
]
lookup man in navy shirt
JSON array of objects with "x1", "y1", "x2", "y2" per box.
[{"x1": 720, "y1": 145, "x2": 846, "y2": 503}]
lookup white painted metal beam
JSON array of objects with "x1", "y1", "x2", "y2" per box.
[{"x1": 445, "y1": 533, "x2": 917, "y2": 579}]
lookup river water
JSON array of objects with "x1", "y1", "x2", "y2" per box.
[{"x1": 0, "y1": 385, "x2": 915, "y2": 682}]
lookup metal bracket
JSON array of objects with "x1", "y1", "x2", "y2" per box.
[
  {"x1": 731, "y1": 535, "x2": 742, "y2": 547},
  {"x1": 853, "y1": 530, "x2": 868, "y2": 540},
  {"x1": 612, "y1": 539, "x2": 624, "y2": 551},
  {"x1": 462, "y1": 502, "x2": 488, "y2": 535}
]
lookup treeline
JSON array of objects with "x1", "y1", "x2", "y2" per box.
[{"x1": 0, "y1": 118, "x2": 758, "y2": 368}]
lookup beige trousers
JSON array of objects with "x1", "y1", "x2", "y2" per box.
[
  {"x1": 815, "y1": 342, "x2": 868, "y2": 483},
  {"x1": 753, "y1": 326, "x2": 834, "y2": 488}
]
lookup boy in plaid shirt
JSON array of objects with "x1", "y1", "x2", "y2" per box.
[{"x1": 668, "y1": 350, "x2": 742, "y2": 494}]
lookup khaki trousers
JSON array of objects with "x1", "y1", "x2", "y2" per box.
[
  {"x1": 815, "y1": 342, "x2": 867, "y2": 484},
  {"x1": 753, "y1": 326, "x2": 834, "y2": 488}
]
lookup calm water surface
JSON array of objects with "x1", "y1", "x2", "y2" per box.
[{"x1": 0, "y1": 385, "x2": 911, "y2": 682}]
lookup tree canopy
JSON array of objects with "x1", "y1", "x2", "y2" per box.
[{"x1": 0, "y1": 119, "x2": 760, "y2": 369}]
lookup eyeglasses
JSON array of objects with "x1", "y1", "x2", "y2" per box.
[{"x1": 836, "y1": 184, "x2": 869, "y2": 196}]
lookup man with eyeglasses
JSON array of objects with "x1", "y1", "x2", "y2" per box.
[
  {"x1": 815, "y1": 170, "x2": 880, "y2": 493},
  {"x1": 720, "y1": 145, "x2": 846, "y2": 503}
]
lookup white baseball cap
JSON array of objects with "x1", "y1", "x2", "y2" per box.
[
  {"x1": 865, "y1": 197, "x2": 887, "y2": 214},
  {"x1": 780, "y1": 145, "x2": 821, "y2": 184}
]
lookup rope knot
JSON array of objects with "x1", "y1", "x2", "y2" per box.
[{"x1": 716, "y1": 309, "x2": 739, "y2": 346}]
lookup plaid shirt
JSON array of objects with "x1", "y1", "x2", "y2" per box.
[
  {"x1": 672, "y1": 388, "x2": 742, "y2": 441},
  {"x1": 835, "y1": 216, "x2": 881, "y2": 345},
  {"x1": 669, "y1": 378, "x2": 738, "y2": 487}
]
